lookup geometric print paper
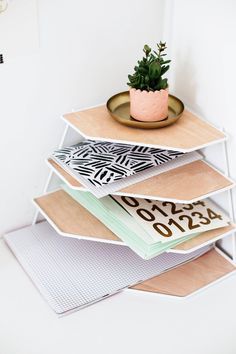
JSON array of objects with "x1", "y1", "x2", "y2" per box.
[{"x1": 52, "y1": 140, "x2": 184, "y2": 187}]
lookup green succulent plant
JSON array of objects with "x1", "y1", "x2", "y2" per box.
[{"x1": 127, "y1": 41, "x2": 171, "y2": 91}]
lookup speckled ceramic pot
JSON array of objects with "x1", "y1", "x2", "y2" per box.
[{"x1": 129, "y1": 88, "x2": 169, "y2": 122}]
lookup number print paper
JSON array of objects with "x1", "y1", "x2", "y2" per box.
[
  {"x1": 52, "y1": 140, "x2": 184, "y2": 187},
  {"x1": 113, "y1": 196, "x2": 230, "y2": 242}
]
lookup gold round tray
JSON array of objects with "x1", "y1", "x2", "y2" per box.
[{"x1": 106, "y1": 91, "x2": 184, "y2": 129}]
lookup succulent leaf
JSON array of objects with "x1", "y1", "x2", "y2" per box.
[
  {"x1": 127, "y1": 41, "x2": 171, "y2": 91},
  {"x1": 149, "y1": 61, "x2": 161, "y2": 80}
]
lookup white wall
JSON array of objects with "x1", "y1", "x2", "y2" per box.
[
  {"x1": 0, "y1": 0, "x2": 165, "y2": 235},
  {"x1": 167, "y1": 0, "x2": 236, "y2": 256},
  {"x1": 0, "y1": 0, "x2": 39, "y2": 59},
  {"x1": 169, "y1": 0, "x2": 236, "y2": 177}
]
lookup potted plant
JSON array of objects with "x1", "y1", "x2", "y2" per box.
[{"x1": 127, "y1": 41, "x2": 171, "y2": 122}]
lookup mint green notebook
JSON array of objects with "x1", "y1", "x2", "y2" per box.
[{"x1": 62, "y1": 185, "x2": 199, "y2": 259}]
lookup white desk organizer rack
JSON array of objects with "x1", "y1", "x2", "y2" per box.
[{"x1": 32, "y1": 104, "x2": 236, "y2": 298}]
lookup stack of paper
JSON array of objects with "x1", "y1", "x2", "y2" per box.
[
  {"x1": 4, "y1": 221, "x2": 212, "y2": 314},
  {"x1": 62, "y1": 184, "x2": 230, "y2": 259},
  {"x1": 51, "y1": 140, "x2": 202, "y2": 197}
]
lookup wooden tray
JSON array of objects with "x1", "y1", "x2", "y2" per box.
[
  {"x1": 34, "y1": 189, "x2": 121, "y2": 244},
  {"x1": 63, "y1": 105, "x2": 226, "y2": 152},
  {"x1": 47, "y1": 158, "x2": 234, "y2": 203},
  {"x1": 33, "y1": 189, "x2": 235, "y2": 254},
  {"x1": 131, "y1": 249, "x2": 236, "y2": 296}
]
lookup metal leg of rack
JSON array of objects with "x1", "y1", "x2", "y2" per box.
[{"x1": 32, "y1": 124, "x2": 69, "y2": 225}]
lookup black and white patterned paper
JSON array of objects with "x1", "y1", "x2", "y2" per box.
[{"x1": 52, "y1": 140, "x2": 184, "y2": 188}]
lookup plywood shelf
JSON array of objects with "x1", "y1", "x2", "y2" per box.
[
  {"x1": 63, "y1": 106, "x2": 226, "y2": 152},
  {"x1": 131, "y1": 249, "x2": 236, "y2": 297},
  {"x1": 169, "y1": 224, "x2": 235, "y2": 253},
  {"x1": 47, "y1": 158, "x2": 234, "y2": 203},
  {"x1": 34, "y1": 189, "x2": 122, "y2": 244},
  {"x1": 33, "y1": 189, "x2": 235, "y2": 253}
]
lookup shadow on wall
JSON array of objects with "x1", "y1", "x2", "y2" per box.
[{"x1": 172, "y1": 48, "x2": 205, "y2": 118}]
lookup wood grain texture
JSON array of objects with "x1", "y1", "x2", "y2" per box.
[
  {"x1": 63, "y1": 106, "x2": 225, "y2": 151},
  {"x1": 34, "y1": 190, "x2": 234, "y2": 252},
  {"x1": 131, "y1": 249, "x2": 235, "y2": 296},
  {"x1": 120, "y1": 160, "x2": 233, "y2": 201},
  {"x1": 174, "y1": 224, "x2": 235, "y2": 251},
  {"x1": 34, "y1": 189, "x2": 121, "y2": 242},
  {"x1": 48, "y1": 159, "x2": 83, "y2": 188},
  {"x1": 47, "y1": 159, "x2": 233, "y2": 202}
]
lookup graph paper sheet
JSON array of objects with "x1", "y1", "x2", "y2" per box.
[{"x1": 4, "y1": 221, "x2": 211, "y2": 315}]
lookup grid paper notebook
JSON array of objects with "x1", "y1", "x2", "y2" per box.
[
  {"x1": 4, "y1": 221, "x2": 211, "y2": 314},
  {"x1": 51, "y1": 140, "x2": 202, "y2": 197}
]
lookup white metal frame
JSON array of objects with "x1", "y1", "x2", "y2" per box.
[
  {"x1": 223, "y1": 135, "x2": 236, "y2": 262},
  {"x1": 32, "y1": 124, "x2": 70, "y2": 225},
  {"x1": 32, "y1": 112, "x2": 236, "y2": 263}
]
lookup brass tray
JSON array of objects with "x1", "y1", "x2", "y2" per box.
[{"x1": 106, "y1": 91, "x2": 184, "y2": 129}]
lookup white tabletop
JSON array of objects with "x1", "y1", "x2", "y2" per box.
[{"x1": 0, "y1": 238, "x2": 236, "y2": 354}]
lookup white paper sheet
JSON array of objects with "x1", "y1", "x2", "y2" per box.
[
  {"x1": 4, "y1": 221, "x2": 211, "y2": 314},
  {"x1": 112, "y1": 196, "x2": 230, "y2": 242}
]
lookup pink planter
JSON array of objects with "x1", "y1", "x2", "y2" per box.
[{"x1": 130, "y1": 88, "x2": 169, "y2": 122}]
